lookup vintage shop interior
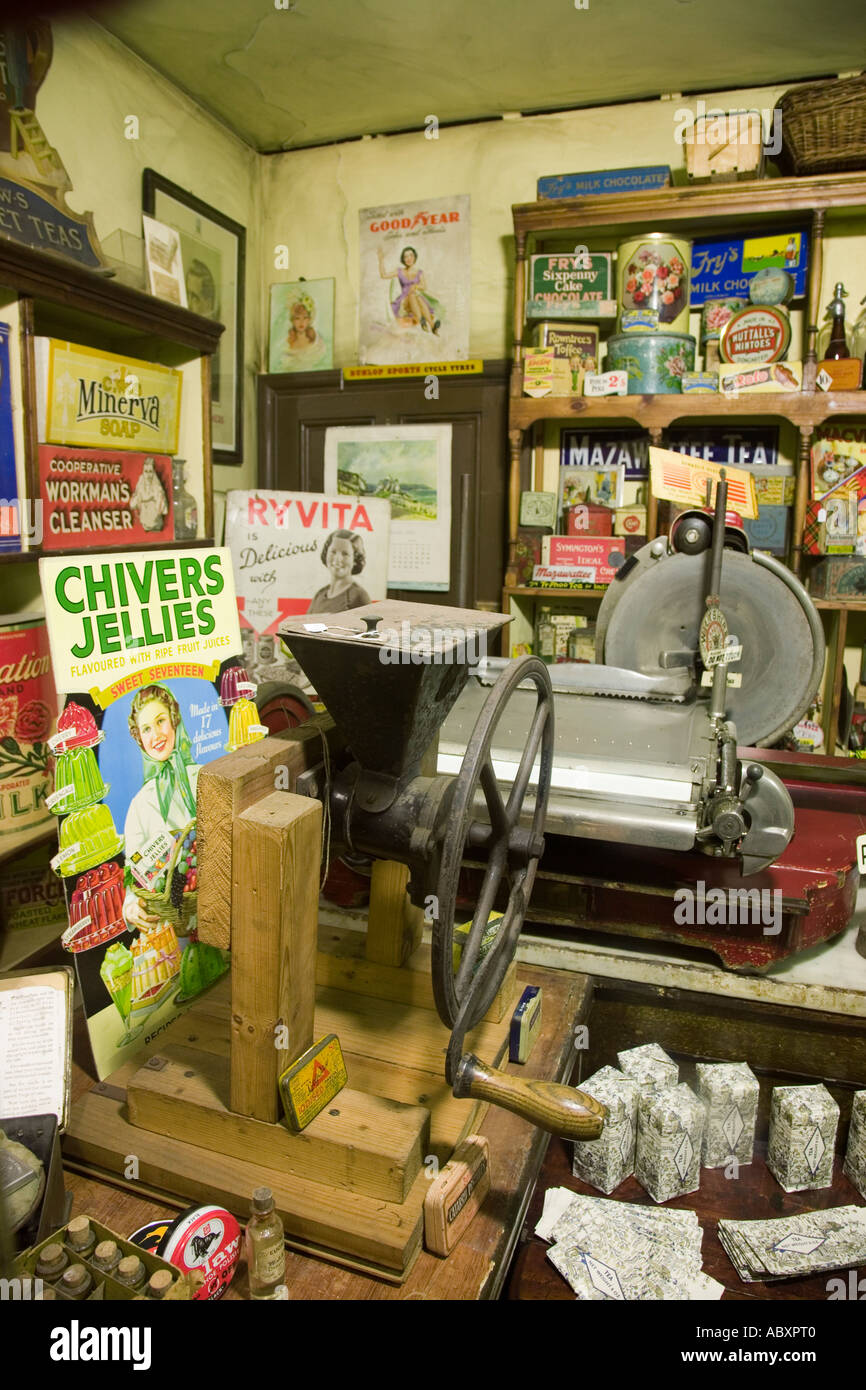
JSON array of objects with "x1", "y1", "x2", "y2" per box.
[{"x1": 1, "y1": 1, "x2": 865, "y2": 1306}]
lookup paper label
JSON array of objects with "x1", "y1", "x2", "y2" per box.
[
  {"x1": 48, "y1": 728, "x2": 76, "y2": 751},
  {"x1": 803, "y1": 1125, "x2": 826, "y2": 1175},
  {"x1": 128, "y1": 828, "x2": 175, "y2": 889},
  {"x1": 701, "y1": 670, "x2": 742, "y2": 687},
  {"x1": 584, "y1": 370, "x2": 628, "y2": 397},
  {"x1": 857, "y1": 833, "x2": 866, "y2": 874},
  {"x1": 816, "y1": 368, "x2": 832, "y2": 392},
  {"x1": 50, "y1": 843, "x2": 81, "y2": 870},
  {"x1": 45, "y1": 784, "x2": 75, "y2": 808}
]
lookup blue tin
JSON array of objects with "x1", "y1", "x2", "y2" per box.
[
  {"x1": 606, "y1": 332, "x2": 696, "y2": 394},
  {"x1": 537, "y1": 166, "x2": 671, "y2": 200}
]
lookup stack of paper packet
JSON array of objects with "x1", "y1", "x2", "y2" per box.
[
  {"x1": 536, "y1": 1187, "x2": 724, "y2": 1300},
  {"x1": 718, "y1": 1206, "x2": 866, "y2": 1282}
]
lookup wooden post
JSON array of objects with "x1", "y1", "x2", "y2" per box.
[
  {"x1": 804, "y1": 208, "x2": 825, "y2": 392},
  {"x1": 647, "y1": 427, "x2": 663, "y2": 539},
  {"x1": 792, "y1": 427, "x2": 811, "y2": 577},
  {"x1": 365, "y1": 861, "x2": 423, "y2": 968},
  {"x1": 230, "y1": 791, "x2": 322, "y2": 1122}
]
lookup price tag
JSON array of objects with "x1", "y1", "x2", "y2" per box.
[
  {"x1": 857, "y1": 834, "x2": 866, "y2": 874},
  {"x1": 45, "y1": 784, "x2": 75, "y2": 809},
  {"x1": 50, "y1": 844, "x2": 81, "y2": 871},
  {"x1": 816, "y1": 368, "x2": 833, "y2": 392},
  {"x1": 701, "y1": 670, "x2": 742, "y2": 688}
]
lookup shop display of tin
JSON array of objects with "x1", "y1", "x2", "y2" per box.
[
  {"x1": 719, "y1": 305, "x2": 791, "y2": 363},
  {"x1": 700, "y1": 298, "x2": 746, "y2": 350},
  {"x1": 695, "y1": 1061, "x2": 759, "y2": 1168},
  {"x1": 749, "y1": 266, "x2": 795, "y2": 305},
  {"x1": 634, "y1": 1083, "x2": 707, "y2": 1203},
  {"x1": 606, "y1": 332, "x2": 696, "y2": 394},
  {"x1": 767, "y1": 1083, "x2": 839, "y2": 1192},
  {"x1": 843, "y1": 1091, "x2": 866, "y2": 1199},
  {"x1": 617, "y1": 1042, "x2": 679, "y2": 1096},
  {"x1": 617, "y1": 233, "x2": 692, "y2": 335},
  {"x1": 572, "y1": 1065, "x2": 641, "y2": 1194},
  {"x1": 0, "y1": 616, "x2": 57, "y2": 840}
]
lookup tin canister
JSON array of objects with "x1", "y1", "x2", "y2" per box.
[
  {"x1": 0, "y1": 617, "x2": 56, "y2": 839},
  {"x1": 617, "y1": 232, "x2": 692, "y2": 334},
  {"x1": 606, "y1": 332, "x2": 696, "y2": 394},
  {"x1": 700, "y1": 298, "x2": 746, "y2": 348}
]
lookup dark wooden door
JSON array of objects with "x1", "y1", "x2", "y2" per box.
[{"x1": 257, "y1": 363, "x2": 509, "y2": 608}]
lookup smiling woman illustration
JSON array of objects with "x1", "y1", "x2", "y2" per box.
[
  {"x1": 123, "y1": 684, "x2": 200, "y2": 930},
  {"x1": 308, "y1": 529, "x2": 371, "y2": 615}
]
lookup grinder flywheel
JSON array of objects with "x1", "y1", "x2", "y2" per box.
[{"x1": 279, "y1": 601, "x2": 606, "y2": 1141}]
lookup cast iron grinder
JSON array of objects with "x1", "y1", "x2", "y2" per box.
[{"x1": 279, "y1": 601, "x2": 605, "y2": 1141}]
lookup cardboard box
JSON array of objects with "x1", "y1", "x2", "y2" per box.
[
  {"x1": 635, "y1": 1084, "x2": 707, "y2": 1203},
  {"x1": 527, "y1": 252, "x2": 612, "y2": 320},
  {"x1": 718, "y1": 360, "x2": 802, "y2": 395},
  {"x1": 695, "y1": 1062, "x2": 758, "y2": 1168},
  {"x1": 768, "y1": 1084, "x2": 839, "y2": 1193},
  {"x1": 803, "y1": 492, "x2": 858, "y2": 555},
  {"x1": 540, "y1": 535, "x2": 629, "y2": 585},
  {"x1": 816, "y1": 358, "x2": 863, "y2": 392},
  {"x1": 810, "y1": 434, "x2": 866, "y2": 499},
  {"x1": 743, "y1": 505, "x2": 790, "y2": 555},
  {"x1": 843, "y1": 1091, "x2": 866, "y2": 1200},
  {"x1": 614, "y1": 505, "x2": 646, "y2": 537},
  {"x1": 523, "y1": 351, "x2": 572, "y2": 397},
  {"x1": 572, "y1": 1065, "x2": 641, "y2": 1195}
]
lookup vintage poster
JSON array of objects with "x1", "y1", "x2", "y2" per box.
[
  {"x1": 225, "y1": 489, "x2": 390, "y2": 683},
  {"x1": 34, "y1": 338, "x2": 182, "y2": 455},
  {"x1": 38, "y1": 548, "x2": 243, "y2": 1079},
  {"x1": 39, "y1": 446, "x2": 174, "y2": 550},
  {"x1": 268, "y1": 280, "x2": 334, "y2": 373},
  {"x1": 324, "y1": 425, "x2": 451, "y2": 590},
  {"x1": 358, "y1": 197, "x2": 470, "y2": 364}
]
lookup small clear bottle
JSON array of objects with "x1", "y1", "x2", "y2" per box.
[
  {"x1": 66, "y1": 1215, "x2": 97, "y2": 1261},
  {"x1": 147, "y1": 1269, "x2": 175, "y2": 1300},
  {"x1": 115, "y1": 1255, "x2": 147, "y2": 1291},
  {"x1": 92, "y1": 1239, "x2": 122, "y2": 1277},
  {"x1": 172, "y1": 458, "x2": 199, "y2": 540},
  {"x1": 35, "y1": 1243, "x2": 68, "y2": 1283},
  {"x1": 245, "y1": 1187, "x2": 286, "y2": 1300},
  {"x1": 535, "y1": 605, "x2": 556, "y2": 665},
  {"x1": 59, "y1": 1264, "x2": 92, "y2": 1301}
]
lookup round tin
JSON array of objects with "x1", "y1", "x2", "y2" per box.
[
  {"x1": 617, "y1": 233, "x2": 692, "y2": 335},
  {"x1": 159, "y1": 1203, "x2": 241, "y2": 1301},
  {"x1": 0, "y1": 617, "x2": 56, "y2": 840},
  {"x1": 719, "y1": 305, "x2": 791, "y2": 363},
  {"x1": 130, "y1": 1217, "x2": 175, "y2": 1256},
  {"x1": 700, "y1": 298, "x2": 746, "y2": 347},
  {"x1": 749, "y1": 267, "x2": 794, "y2": 306},
  {"x1": 606, "y1": 332, "x2": 696, "y2": 394}
]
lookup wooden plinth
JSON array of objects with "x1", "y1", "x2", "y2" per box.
[{"x1": 64, "y1": 935, "x2": 525, "y2": 1280}]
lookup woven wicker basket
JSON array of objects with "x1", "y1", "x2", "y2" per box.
[
  {"x1": 777, "y1": 75, "x2": 866, "y2": 175},
  {"x1": 131, "y1": 818, "x2": 197, "y2": 932}
]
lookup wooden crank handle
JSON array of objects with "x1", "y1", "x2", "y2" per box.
[{"x1": 453, "y1": 1053, "x2": 607, "y2": 1140}]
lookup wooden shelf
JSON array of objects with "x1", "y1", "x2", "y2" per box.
[
  {"x1": 505, "y1": 586, "x2": 607, "y2": 599},
  {"x1": 812, "y1": 598, "x2": 866, "y2": 612},
  {"x1": 510, "y1": 389, "x2": 866, "y2": 431},
  {"x1": 513, "y1": 172, "x2": 866, "y2": 240}
]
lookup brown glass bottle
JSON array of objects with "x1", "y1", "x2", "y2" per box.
[{"x1": 825, "y1": 282, "x2": 850, "y2": 360}]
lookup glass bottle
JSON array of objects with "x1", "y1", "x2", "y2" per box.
[
  {"x1": 535, "y1": 605, "x2": 556, "y2": 665},
  {"x1": 35, "y1": 1242, "x2": 68, "y2": 1283},
  {"x1": 245, "y1": 1187, "x2": 286, "y2": 1300},
  {"x1": 59, "y1": 1264, "x2": 92, "y2": 1301},
  {"x1": 817, "y1": 282, "x2": 851, "y2": 360},
  {"x1": 172, "y1": 458, "x2": 199, "y2": 540},
  {"x1": 115, "y1": 1255, "x2": 147, "y2": 1290},
  {"x1": 66, "y1": 1214, "x2": 96, "y2": 1260}
]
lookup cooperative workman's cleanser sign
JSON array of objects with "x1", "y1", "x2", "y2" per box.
[{"x1": 38, "y1": 549, "x2": 242, "y2": 1079}]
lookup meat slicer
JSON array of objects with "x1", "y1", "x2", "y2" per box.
[{"x1": 440, "y1": 495, "x2": 863, "y2": 971}]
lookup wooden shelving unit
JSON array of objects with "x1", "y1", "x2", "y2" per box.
[{"x1": 504, "y1": 172, "x2": 866, "y2": 754}]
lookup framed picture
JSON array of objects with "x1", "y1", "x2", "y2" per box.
[
  {"x1": 143, "y1": 169, "x2": 245, "y2": 463},
  {"x1": 268, "y1": 280, "x2": 334, "y2": 373}
]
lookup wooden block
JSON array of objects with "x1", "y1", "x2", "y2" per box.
[
  {"x1": 64, "y1": 1088, "x2": 426, "y2": 1275},
  {"x1": 230, "y1": 791, "x2": 322, "y2": 1122},
  {"x1": 197, "y1": 716, "x2": 336, "y2": 949},
  {"x1": 128, "y1": 1043, "x2": 429, "y2": 1204},
  {"x1": 339, "y1": 1051, "x2": 486, "y2": 1163},
  {"x1": 317, "y1": 924, "x2": 520, "y2": 1023},
  {"x1": 366, "y1": 860, "x2": 423, "y2": 967}
]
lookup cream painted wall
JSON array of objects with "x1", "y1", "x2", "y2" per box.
[{"x1": 40, "y1": 20, "x2": 261, "y2": 503}]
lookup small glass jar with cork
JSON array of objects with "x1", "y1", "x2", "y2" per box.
[
  {"x1": 91, "y1": 1239, "x2": 122, "y2": 1278},
  {"x1": 58, "y1": 1264, "x2": 93, "y2": 1301},
  {"x1": 66, "y1": 1215, "x2": 97, "y2": 1261},
  {"x1": 245, "y1": 1187, "x2": 286, "y2": 1300}
]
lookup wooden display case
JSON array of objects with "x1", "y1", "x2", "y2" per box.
[{"x1": 504, "y1": 172, "x2": 866, "y2": 754}]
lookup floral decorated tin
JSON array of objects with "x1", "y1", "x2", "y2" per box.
[
  {"x1": 700, "y1": 297, "x2": 746, "y2": 347},
  {"x1": 617, "y1": 233, "x2": 692, "y2": 334},
  {"x1": 606, "y1": 331, "x2": 696, "y2": 394}
]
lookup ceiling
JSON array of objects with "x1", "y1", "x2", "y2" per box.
[{"x1": 94, "y1": 0, "x2": 866, "y2": 153}]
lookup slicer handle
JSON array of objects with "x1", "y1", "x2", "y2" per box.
[{"x1": 453, "y1": 1053, "x2": 607, "y2": 1140}]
